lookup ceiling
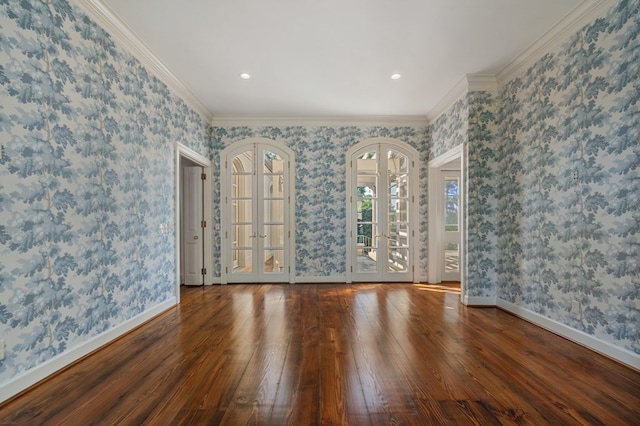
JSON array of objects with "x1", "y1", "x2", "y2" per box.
[{"x1": 99, "y1": 0, "x2": 583, "y2": 118}]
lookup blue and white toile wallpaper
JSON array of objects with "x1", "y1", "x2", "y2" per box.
[
  {"x1": 429, "y1": 92, "x2": 498, "y2": 299},
  {"x1": 496, "y1": 0, "x2": 639, "y2": 353},
  {"x1": 210, "y1": 126, "x2": 430, "y2": 279},
  {"x1": 0, "y1": 0, "x2": 209, "y2": 386}
]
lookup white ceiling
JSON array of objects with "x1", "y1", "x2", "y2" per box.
[{"x1": 99, "y1": 0, "x2": 583, "y2": 118}]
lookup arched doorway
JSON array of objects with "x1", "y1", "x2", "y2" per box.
[
  {"x1": 220, "y1": 138, "x2": 295, "y2": 283},
  {"x1": 347, "y1": 138, "x2": 419, "y2": 282}
]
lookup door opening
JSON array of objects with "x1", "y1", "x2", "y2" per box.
[
  {"x1": 175, "y1": 143, "x2": 213, "y2": 301},
  {"x1": 428, "y1": 145, "x2": 465, "y2": 302}
]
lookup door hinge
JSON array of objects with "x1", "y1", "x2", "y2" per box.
[
  {"x1": 201, "y1": 220, "x2": 206, "y2": 228},
  {"x1": 225, "y1": 160, "x2": 228, "y2": 169},
  {"x1": 288, "y1": 230, "x2": 291, "y2": 238},
  {"x1": 412, "y1": 161, "x2": 415, "y2": 168},
  {"x1": 412, "y1": 195, "x2": 415, "y2": 203},
  {"x1": 226, "y1": 266, "x2": 228, "y2": 273},
  {"x1": 350, "y1": 230, "x2": 352, "y2": 237},
  {"x1": 350, "y1": 266, "x2": 353, "y2": 272},
  {"x1": 350, "y1": 196, "x2": 352, "y2": 203},
  {"x1": 201, "y1": 268, "x2": 207, "y2": 275},
  {"x1": 350, "y1": 160, "x2": 352, "y2": 168},
  {"x1": 201, "y1": 173, "x2": 206, "y2": 180},
  {"x1": 288, "y1": 266, "x2": 291, "y2": 273},
  {"x1": 225, "y1": 231, "x2": 228, "y2": 239},
  {"x1": 412, "y1": 230, "x2": 415, "y2": 237}
]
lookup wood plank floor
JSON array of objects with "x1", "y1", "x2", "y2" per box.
[{"x1": 1, "y1": 283, "x2": 639, "y2": 425}]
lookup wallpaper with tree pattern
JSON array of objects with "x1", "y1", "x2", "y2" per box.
[
  {"x1": 209, "y1": 126, "x2": 430, "y2": 279},
  {"x1": 0, "y1": 0, "x2": 209, "y2": 385},
  {"x1": 497, "y1": 0, "x2": 639, "y2": 354}
]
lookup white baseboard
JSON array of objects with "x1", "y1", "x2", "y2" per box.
[
  {"x1": 497, "y1": 299, "x2": 640, "y2": 371},
  {"x1": 464, "y1": 296, "x2": 496, "y2": 306},
  {"x1": 0, "y1": 298, "x2": 176, "y2": 404},
  {"x1": 294, "y1": 275, "x2": 347, "y2": 283}
]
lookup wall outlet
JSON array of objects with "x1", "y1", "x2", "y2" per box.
[
  {"x1": 571, "y1": 300, "x2": 582, "y2": 317},
  {"x1": 0, "y1": 340, "x2": 4, "y2": 361}
]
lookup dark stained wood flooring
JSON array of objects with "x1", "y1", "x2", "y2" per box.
[{"x1": 1, "y1": 283, "x2": 639, "y2": 425}]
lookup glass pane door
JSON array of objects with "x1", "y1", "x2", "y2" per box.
[
  {"x1": 225, "y1": 143, "x2": 291, "y2": 283},
  {"x1": 351, "y1": 144, "x2": 414, "y2": 282},
  {"x1": 262, "y1": 151, "x2": 286, "y2": 274},
  {"x1": 442, "y1": 171, "x2": 460, "y2": 281}
]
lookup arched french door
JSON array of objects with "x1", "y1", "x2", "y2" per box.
[
  {"x1": 347, "y1": 138, "x2": 419, "y2": 282},
  {"x1": 220, "y1": 139, "x2": 295, "y2": 283}
]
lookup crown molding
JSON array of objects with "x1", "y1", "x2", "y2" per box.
[
  {"x1": 497, "y1": 0, "x2": 616, "y2": 85},
  {"x1": 73, "y1": 0, "x2": 213, "y2": 122},
  {"x1": 425, "y1": 77, "x2": 468, "y2": 124},
  {"x1": 211, "y1": 115, "x2": 429, "y2": 128},
  {"x1": 425, "y1": 73, "x2": 496, "y2": 124},
  {"x1": 466, "y1": 74, "x2": 498, "y2": 94}
]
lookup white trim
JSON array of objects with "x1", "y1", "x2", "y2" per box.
[
  {"x1": 497, "y1": 0, "x2": 616, "y2": 86},
  {"x1": 73, "y1": 0, "x2": 212, "y2": 121},
  {"x1": 212, "y1": 115, "x2": 428, "y2": 128},
  {"x1": 497, "y1": 299, "x2": 640, "y2": 371},
  {"x1": 428, "y1": 145, "x2": 465, "y2": 288},
  {"x1": 294, "y1": 276, "x2": 347, "y2": 283},
  {"x1": 466, "y1": 74, "x2": 497, "y2": 94},
  {"x1": 0, "y1": 299, "x2": 175, "y2": 404},
  {"x1": 464, "y1": 296, "x2": 496, "y2": 306},
  {"x1": 426, "y1": 77, "x2": 468, "y2": 124},
  {"x1": 175, "y1": 143, "x2": 213, "y2": 299}
]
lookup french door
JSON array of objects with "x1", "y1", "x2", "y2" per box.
[
  {"x1": 442, "y1": 170, "x2": 461, "y2": 281},
  {"x1": 348, "y1": 141, "x2": 417, "y2": 282},
  {"x1": 221, "y1": 141, "x2": 294, "y2": 283}
]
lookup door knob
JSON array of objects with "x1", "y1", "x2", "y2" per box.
[{"x1": 193, "y1": 236, "x2": 199, "y2": 240}]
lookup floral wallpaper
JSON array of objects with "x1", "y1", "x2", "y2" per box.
[
  {"x1": 210, "y1": 126, "x2": 429, "y2": 279},
  {"x1": 497, "y1": 0, "x2": 639, "y2": 354},
  {"x1": 0, "y1": 0, "x2": 209, "y2": 387},
  {"x1": 429, "y1": 92, "x2": 498, "y2": 299}
]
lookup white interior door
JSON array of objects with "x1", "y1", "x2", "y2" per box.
[
  {"x1": 350, "y1": 143, "x2": 416, "y2": 282},
  {"x1": 442, "y1": 170, "x2": 461, "y2": 281},
  {"x1": 183, "y1": 166, "x2": 204, "y2": 285},
  {"x1": 223, "y1": 142, "x2": 293, "y2": 283}
]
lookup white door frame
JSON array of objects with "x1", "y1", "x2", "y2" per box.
[
  {"x1": 175, "y1": 143, "x2": 213, "y2": 302},
  {"x1": 346, "y1": 137, "x2": 419, "y2": 283},
  {"x1": 220, "y1": 138, "x2": 295, "y2": 284},
  {"x1": 428, "y1": 144, "x2": 466, "y2": 303}
]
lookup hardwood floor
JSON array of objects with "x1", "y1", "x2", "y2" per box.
[{"x1": 1, "y1": 283, "x2": 639, "y2": 425}]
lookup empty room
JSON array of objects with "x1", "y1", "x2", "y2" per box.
[{"x1": 0, "y1": 0, "x2": 638, "y2": 424}]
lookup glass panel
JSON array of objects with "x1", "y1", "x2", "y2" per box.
[
  {"x1": 357, "y1": 199, "x2": 376, "y2": 223},
  {"x1": 232, "y1": 224, "x2": 253, "y2": 248},
  {"x1": 264, "y1": 151, "x2": 284, "y2": 174},
  {"x1": 357, "y1": 151, "x2": 377, "y2": 174},
  {"x1": 389, "y1": 173, "x2": 408, "y2": 198},
  {"x1": 388, "y1": 248, "x2": 408, "y2": 272},
  {"x1": 389, "y1": 199, "x2": 408, "y2": 222},
  {"x1": 388, "y1": 223, "x2": 409, "y2": 248},
  {"x1": 388, "y1": 150, "x2": 408, "y2": 173},
  {"x1": 357, "y1": 248, "x2": 377, "y2": 273},
  {"x1": 232, "y1": 249, "x2": 252, "y2": 273},
  {"x1": 445, "y1": 178, "x2": 459, "y2": 232},
  {"x1": 232, "y1": 200, "x2": 252, "y2": 223},
  {"x1": 264, "y1": 249, "x2": 285, "y2": 273},
  {"x1": 357, "y1": 183, "x2": 376, "y2": 199},
  {"x1": 444, "y1": 243, "x2": 459, "y2": 273},
  {"x1": 263, "y1": 199, "x2": 284, "y2": 223},
  {"x1": 233, "y1": 174, "x2": 252, "y2": 198},
  {"x1": 233, "y1": 150, "x2": 253, "y2": 174},
  {"x1": 264, "y1": 224, "x2": 284, "y2": 248},
  {"x1": 265, "y1": 174, "x2": 284, "y2": 198}
]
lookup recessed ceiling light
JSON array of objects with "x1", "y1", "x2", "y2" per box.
[
  {"x1": 240, "y1": 73, "x2": 251, "y2": 80},
  {"x1": 390, "y1": 73, "x2": 402, "y2": 80}
]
